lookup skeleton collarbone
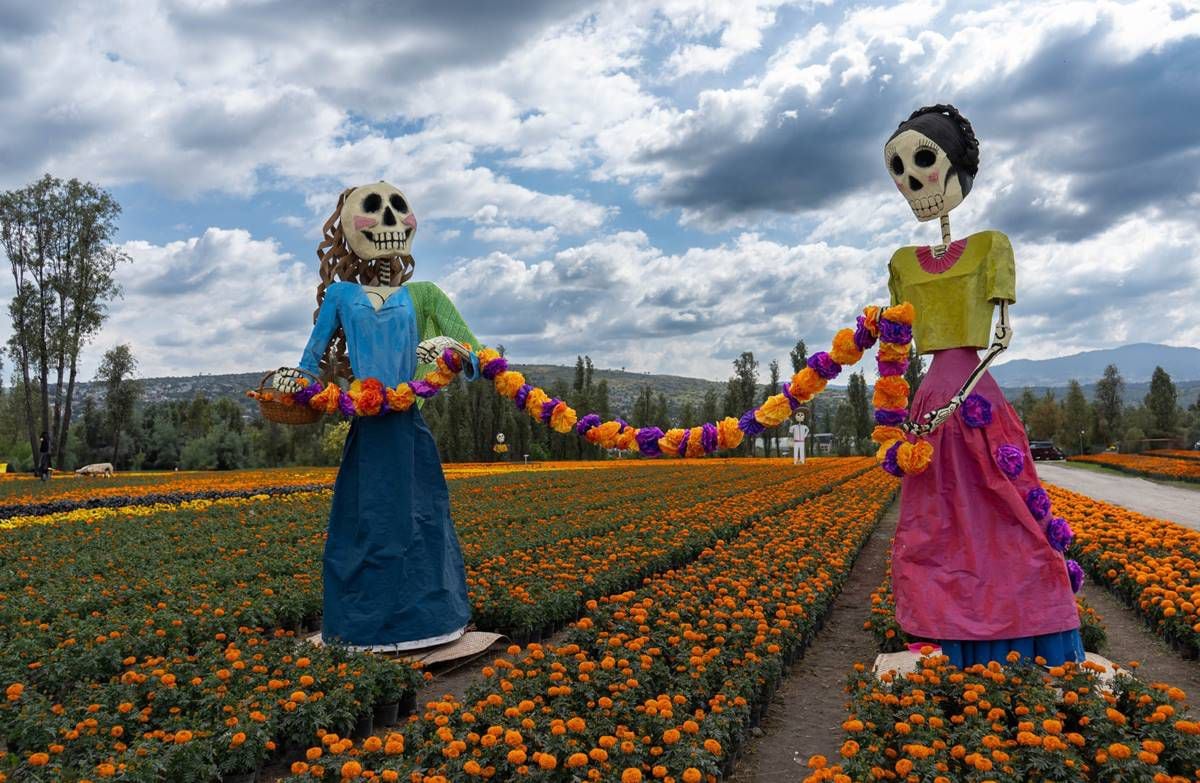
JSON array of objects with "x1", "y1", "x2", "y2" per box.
[{"x1": 362, "y1": 284, "x2": 401, "y2": 311}]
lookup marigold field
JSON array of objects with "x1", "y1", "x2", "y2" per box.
[
  {"x1": 1069, "y1": 453, "x2": 1200, "y2": 483},
  {"x1": 0, "y1": 458, "x2": 888, "y2": 782},
  {"x1": 4, "y1": 458, "x2": 1200, "y2": 783}
]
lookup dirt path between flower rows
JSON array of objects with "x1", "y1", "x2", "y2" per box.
[
  {"x1": 1037, "y1": 462, "x2": 1200, "y2": 530},
  {"x1": 728, "y1": 500, "x2": 900, "y2": 781}
]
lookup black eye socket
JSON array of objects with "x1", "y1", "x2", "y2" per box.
[
  {"x1": 389, "y1": 194, "x2": 408, "y2": 213},
  {"x1": 890, "y1": 155, "x2": 904, "y2": 175},
  {"x1": 914, "y1": 149, "x2": 937, "y2": 167},
  {"x1": 362, "y1": 193, "x2": 382, "y2": 212}
]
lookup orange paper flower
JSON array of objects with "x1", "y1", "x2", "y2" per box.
[
  {"x1": 883, "y1": 302, "x2": 915, "y2": 325},
  {"x1": 871, "y1": 425, "x2": 906, "y2": 445},
  {"x1": 873, "y1": 376, "x2": 909, "y2": 411},
  {"x1": 755, "y1": 394, "x2": 792, "y2": 427},
  {"x1": 494, "y1": 371, "x2": 525, "y2": 399},
  {"x1": 829, "y1": 328, "x2": 864, "y2": 366},
  {"x1": 789, "y1": 368, "x2": 828, "y2": 401},
  {"x1": 549, "y1": 401, "x2": 577, "y2": 434},
  {"x1": 716, "y1": 417, "x2": 744, "y2": 450},
  {"x1": 386, "y1": 384, "x2": 415, "y2": 411}
]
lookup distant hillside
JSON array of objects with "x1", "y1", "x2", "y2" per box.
[{"x1": 991, "y1": 343, "x2": 1200, "y2": 387}]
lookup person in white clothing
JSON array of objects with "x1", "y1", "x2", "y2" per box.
[{"x1": 790, "y1": 410, "x2": 810, "y2": 464}]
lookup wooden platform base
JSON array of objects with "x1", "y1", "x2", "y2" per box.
[
  {"x1": 873, "y1": 648, "x2": 1121, "y2": 686},
  {"x1": 305, "y1": 631, "x2": 509, "y2": 674}
]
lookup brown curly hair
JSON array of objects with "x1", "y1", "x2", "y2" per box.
[{"x1": 313, "y1": 186, "x2": 416, "y2": 382}]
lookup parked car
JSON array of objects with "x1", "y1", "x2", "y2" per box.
[{"x1": 1029, "y1": 441, "x2": 1065, "y2": 461}]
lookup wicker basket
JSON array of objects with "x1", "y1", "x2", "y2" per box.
[{"x1": 252, "y1": 369, "x2": 323, "y2": 425}]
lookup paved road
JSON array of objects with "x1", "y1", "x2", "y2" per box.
[{"x1": 1036, "y1": 462, "x2": 1200, "y2": 530}]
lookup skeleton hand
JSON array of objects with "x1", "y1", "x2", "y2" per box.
[
  {"x1": 273, "y1": 367, "x2": 305, "y2": 394},
  {"x1": 417, "y1": 336, "x2": 470, "y2": 366},
  {"x1": 905, "y1": 396, "x2": 961, "y2": 436}
]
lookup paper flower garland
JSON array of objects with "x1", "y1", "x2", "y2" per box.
[{"x1": 253, "y1": 303, "x2": 935, "y2": 470}]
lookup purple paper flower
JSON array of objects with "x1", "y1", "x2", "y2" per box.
[
  {"x1": 995, "y1": 444, "x2": 1025, "y2": 479},
  {"x1": 1046, "y1": 516, "x2": 1074, "y2": 553},
  {"x1": 877, "y1": 360, "x2": 908, "y2": 377},
  {"x1": 576, "y1": 413, "x2": 602, "y2": 436},
  {"x1": 294, "y1": 381, "x2": 323, "y2": 406},
  {"x1": 636, "y1": 427, "x2": 664, "y2": 457},
  {"x1": 738, "y1": 409, "x2": 766, "y2": 436},
  {"x1": 807, "y1": 352, "x2": 842, "y2": 381},
  {"x1": 678, "y1": 429, "x2": 691, "y2": 457},
  {"x1": 540, "y1": 398, "x2": 560, "y2": 423},
  {"x1": 481, "y1": 356, "x2": 508, "y2": 380},
  {"x1": 514, "y1": 384, "x2": 532, "y2": 409},
  {"x1": 337, "y1": 390, "x2": 357, "y2": 417},
  {"x1": 853, "y1": 315, "x2": 878, "y2": 350},
  {"x1": 881, "y1": 441, "x2": 904, "y2": 477},
  {"x1": 960, "y1": 393, "x2": 993, "y2": 429},
  {"x1": 878, "y1": 318, "x2": 913, "y2": 345},
  {"x1": 700, "y1": 422, "x2": 719, "y2": 453},
  {"x1": 410, "y1": 380, "x2": 439, "y2": 398},
  {"x1": 780, "y1": 382, "x2": 801, "y2": 409},
  {"x1": 1025, "y1": 487, "x2": 1052, "y2": 520},
  {"x1": 875, "y1": 408, "x2": 907, "y2": 426},
  {"x1": 440, "y1": 348, "x2": 462, "y2": 372},
  {"x1": 1066, "y1": 559, "x2": 1085, "y2": 593}
]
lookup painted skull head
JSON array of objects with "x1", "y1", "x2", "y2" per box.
[
  {"x1": 884, "y1": 130, "x2": 965, "y2": 221},
  {"x1": 340, "y1": 181, "x2": 418, "y2": 260}
]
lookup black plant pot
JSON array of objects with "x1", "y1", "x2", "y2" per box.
[
  {"x1": 374, "y1": 700, "x2": 400, "y2": 727},
  {"x1": 352, "y1": 712, "x2": 374, "y2": 739},
  {"x1": 220, "y1": 770, "x2": 258, "y2": 783}
]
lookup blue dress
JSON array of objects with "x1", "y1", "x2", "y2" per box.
[{"x1": 298, "y1": 282, "x2": 473, "y2": 649}]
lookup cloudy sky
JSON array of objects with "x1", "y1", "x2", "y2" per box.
[{"x1": 1, "y1": 0, "x2": 1197, "y2": 381}]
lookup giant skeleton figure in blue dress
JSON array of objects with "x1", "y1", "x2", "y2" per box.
[{"x1": 275, "y1": 182, "x2": 483, "y2": 652}]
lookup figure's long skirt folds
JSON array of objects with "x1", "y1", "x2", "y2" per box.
[
  {"x1": 892, "y1": 348, "x2": 1083, "y2": 668},
  {"x1": 321, "y1": 408, "x2": 472, "y2": 647}
]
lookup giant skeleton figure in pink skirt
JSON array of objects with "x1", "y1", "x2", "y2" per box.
[{"x1": 881, "y1": 105, "x2": 1085, "y2": 668}]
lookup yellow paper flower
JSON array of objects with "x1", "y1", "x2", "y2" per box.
[
  {"x1": 524, "y1": 388, "x2": 550, "y2": 417},
  {"x1": 658, "y1": 428, "x2": 685, "y2": 457},
  {"x1": 684, "y1": 430, "x2": 706, "y2": 458},
  {"x1": 877, "y1": 341, "x2": 910, "y2": 363},
  {"x1": 615, "y1": 426, "x2": 639, "y2": 451},
  {"x1": 873, "y1": 376, "x2": 910, "y2": 411},
  {"x1": 716, "y1": 417, "x2": 744, "y2": 450},
  {"x1": 871, "y1": 425, "x2": 906, "y2": 445},
  {"x1": 494, "y1": 371, "x2": 525, "y2": 398},
  {"x1": 386, "y1": 384, "x2": 415, "y2": 411},
  {"x1": 897, "y1": 439, "x2": 933, "y2": 474},
  {"x1": 883, "y1": 302, "x2": 915, "y2": 325},
  {"x1": 861, "y1": 305, "x2": 881, "y2": 334},
  {"x1": 477, "y1": 347, "x2": 501, "y2": 367},
  {"x1": 589, "y1": 421, "x2": 622, "y2": 448},
  {"x1": 311, "y1": 384, "x2": 342, "y2": 414},
  {"x1": 876, "y1": 439, "x2": 901, "y2": 462},
  {"x1": 755, "y1": 394, "x2": 792, "y2": 427},
  {"x1": 829, "y1": 328, "x2": 864, "y2": 366},
  {"x1": 549, "y1": 401, "x2": 578, "y2": 434}
]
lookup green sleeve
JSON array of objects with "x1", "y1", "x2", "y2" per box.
[
  {"x1": 887, "y1": 251, "x2": 903, "y2": 307},
  {"x1": 408, "y1": 282, "x2": 484, "y2": 387},
  {"x1": 986, "y1": 231, "x2": 1017, "y2": 304}
]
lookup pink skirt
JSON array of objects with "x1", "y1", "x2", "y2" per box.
[{"x1": 892, "y1": 348, "x2": 1079, "y2": 641}]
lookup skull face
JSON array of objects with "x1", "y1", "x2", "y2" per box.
[
  {"x1": 496, "y1": 433, "x2": 506, "y2": 444},
  {"x1": 884, "y1": 129, "x2": 965, "y2": 222},
  {"x1": 340, "y1": 181, "x2": 418, "y2": 260}
]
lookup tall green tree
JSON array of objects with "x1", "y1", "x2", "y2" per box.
[
  {"x1": 1144, "y1": 366, "x2": 1178, "y2": 437},
  {"x1": 904, "y1": 347, "x2": 926, "y2": 400},
  {"x1": 1093, "y1": 364, "x2": 1124, "y2": 444},
  {"x1": 732, "y1": 352, "x2": 758, "y2": 455},
  {"x1": 0, "y1": 175, "x2": 126, "y2": 465},
  {"x1": 766, "y1": 359, "x2": 782, "y2": 456},
  {"x1": 789, "y1": 339, "x2": 808, "y2": 375},
  {"x1": 1059, "y1": 379, "x2": 1092, "y2": 455},
  {"x1": 1027, "y1": 391, "x2": 1062, "y2": 442},
  {"x1": 95, "y1": 344, "x2": 139, "y2": 464},
  {"x1": 846, "y1": 372, "x2": 872, "y2": 444}
]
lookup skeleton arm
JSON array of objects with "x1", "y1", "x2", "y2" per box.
[
  {"x1": 907, "y1": 300, "x2": 1012, "y2": 435},
  {"x1": 275, "y1": 284, "x2": 341, "y2": 393}
]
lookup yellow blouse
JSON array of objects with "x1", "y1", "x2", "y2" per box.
[{"x1": 887, "y1": 229, "x2": 1015, "y2": 355}]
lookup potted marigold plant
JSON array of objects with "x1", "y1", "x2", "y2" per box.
[{"x1": 217, "y1": 723, "x2": 272, "y2": 783}]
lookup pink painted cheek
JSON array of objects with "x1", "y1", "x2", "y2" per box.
[
  {"x1": 927, "y1": 171, "x2": 940, "y2": 183},
  {"x1": 353, "y1": 215, "x2": 378, "y2": 230}
]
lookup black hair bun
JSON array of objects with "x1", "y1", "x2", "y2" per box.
[{"x1": 903, "y1": 104, "x2": 980, "y2": 177}]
